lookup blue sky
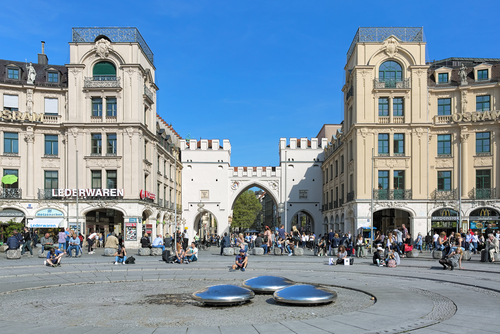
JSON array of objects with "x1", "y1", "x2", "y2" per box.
[{"x1": 2, "y1": 0, "x2": 499, "y2": 166}]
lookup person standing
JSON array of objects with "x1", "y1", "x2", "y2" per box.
[
  {"x1": 87, "y1": 230, "x2": 98, "y2": 254},
  {"x1": 32, "y1": 230, "x2": 39, "y2": 248},
  {"x1": 21, "y1": 227, "x2": 33, "y2": 256},
  {"x1": 220, "y1": 232, "x2": 230, "y2": 256},
  {"x1": 264, "y1": 226, "x2": 272, "y2": 254},
  {"x1": 58, "y1": 229, "x2": 67, "y2": 251}
]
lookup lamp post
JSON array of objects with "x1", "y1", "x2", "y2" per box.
[
  {"x1": 278, "y1": 203, "x2": 285, "y2": 230},
  {"x1": 197, "y1": 201, "x2": 205, "y2": 239}
]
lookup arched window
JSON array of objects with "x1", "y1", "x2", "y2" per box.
[
  {"x1": 379, "y1": 61, "x2": 402, "y2": 87},
  {"x1": 92, "y1": 61, "x2": 116, "y2": 81}
]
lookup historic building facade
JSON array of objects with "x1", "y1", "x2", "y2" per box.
[
  {"x1": 322, "y1": 27, "x2": 500, "y2": 238},
  {"x1": 0, "y1": 28, "x2": 182, "y2": 248}
]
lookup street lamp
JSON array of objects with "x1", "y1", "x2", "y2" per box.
[{"x1": 278, "y1": 203, "x2": 285, "y2": 229}]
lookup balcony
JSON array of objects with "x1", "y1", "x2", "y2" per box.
[
  {"x1": 474, "y1": 188, "x2": 496, "y2": 200},
  {"x1": 339, "y1": 198, "x2": 344, "y2": 206},
  {"x1": 144, "y1": 85, "x2": 154, "y2": 102},
  {"x1": 328, "y1": 202, "x2": 332, "y2": 210},
  {"x1": 431, "y1": 189, "x2": 458, "y2": 200},
  {"x1": 334, "y1": 200, "x2": 339, "y2": 209},
  {"x1": 373, "y1": 78, "x2": 411, "y2": 89},
  {"x1": 347, "y1": 191, "x2": 355, "y2": 202},
  {"x1": 0, "y1": 188, "x2": 22, "y2": 199},
  {"x1": 43, "y1": 114, "x2": 61, "y2": 124},
  {"x1": 157, "y1": 198, "x2": 163, "y2": 207},
  {"x1": 373, "y1": 189, "x2": 412, "y2": 200},
  {"x1": 38, "y1": 189, "x2": 57, "y2": 200},
  {"x1": 84, "y1": 76, "x2": 121, "y2": 89}
]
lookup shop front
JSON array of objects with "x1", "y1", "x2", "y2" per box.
[
  {"x1": 27, "y1": 208, "x2": 65, "y2": 242},
  {"x1": 85, "y1": 209, "x2": 124, "y2": 245},
  {"x1": 469, "y1": 207, "x2": 500, "y2": 234},
  {"x1": 431, "y1": 208, "x2": 459, "y2": 235},
  {"x1": 0, "y1": 209, "x2": 25, "y2": 243}
]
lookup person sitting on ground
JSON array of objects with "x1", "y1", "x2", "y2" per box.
[
  {"x1": 152, "y1": 234, "x2": 165, "y2": 252},
  {"x1": 485, "y1": 234, "x2": 499, "y2": 262},
  {"x1": 46, "y1": 247, "x2": 64, "y2": 267},
  {"x1": 6, "y1": 230, "x2": 21, "y2": 251},
  {"x1": 113, "y1": 246, "x2": 127, "y2": 265},
  {"x1": 385, "y1": 249, "x2": 401, "y2": 266},
  {"x1": 67, "y1": 233, "x2": 81, "y2": 257},
  {"x1": 373, "y1": 246, "x2": 385, "y2": 267},
  {"x1": 185, "y1": 242, "x2": 198, "y2": 262},
  {"x1": 231, "y1": 249, "x2": 248, "y2": 271},
  {"x1": 141, "y1": 234, "x2": 151, "y2": 248},
  {"x1": 40, "y1": 233, "x2": 54, "y2": 254},
  {"x1": 439, "y1": 247, "x2": 463, "y2": 270},
  {"x1": 175, "y1": 244, "x2": 186, "y2": 264},
  {"x1": 105, "y1": 232, "x2": 119, "y2": 249},
  {"x1": 335, "y1": 245, "x2": 348, "y2": 265}
]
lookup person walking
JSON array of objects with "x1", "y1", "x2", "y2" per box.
[{"x1": 20, "y1": 227, "x2": 33, "y2": 256}]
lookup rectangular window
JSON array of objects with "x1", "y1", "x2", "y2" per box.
[
  {"x1": 299, "y1": 190, "x2": 308, "y2": 199},
  {"x1": 106, "y1": 97, "x2": 117, "y2": 117},
  {"x1": 476, "y1": 132, "x2": 490, "y2": 154},
  {"x1": 3, "y1": 169, "x2": 18, "y2": 188},
  {"x1": 477, "y1": 69, "x2": 488, "y2": 81},
  {"x1": 47, "y1": 72, "x2": 58, "y2": 83},
  {"x1": 335, "y1": 187, "x2": 338, "y2": 201},
  {"x1": 437, "y1": 134, "x2": 451, "y2": 155},
  {"x1": 393, "y1": 98, "x2": 404, "y2": 116},
  {"x1": 378, "y1": 98, "x2": 389, "y2": 116},
  {"x1": 378, "y1": 134, "x2": 389, "y2": 155},
  {"x1": 393, "y1": 133, "x2": 404, "y2": 155},
  {"x1": 44, "y1": 171, "x2": 58, "y2": 190},
  {"x1": 144, "y1": 140, "x2": 148, "y2": 161},
  {"x1": 349, "y1": 140, "x2": 353, "y2": 161},
  {"x1": 106, "y1": 133, "x2": 117, "y2": 155},
  {"x1": 341, "y1": 155, "x2": 344, "y2": 173},
  {"x1": 437, "y1": 171, "x2": 452, "y2": 191},
  {"x1": 91, "y1": 133, "x2": 102, "y2": 155},
  {"x1": 4, "y1": 132, "x2": 18, "y2": 154},
  {"x1": 438, "y1": 73, "x2": 449, "y2": 83},
  {"x1": 44, "y1": 135, "x2": 58, "y2": 156},
  {"x1": 3, "y1": 94, "x2": 19, "y2": 111},
  {"x1": 91, "y1": 170, "x2": 102, "y2": 189},
  {"x1": 106, "y1": 170, "x2": 117, "y2": 189},
  {"x1": 164, "y1": 161, "x2": 167, "y2": 175},
  {"x1": 476, "y1": 95, "x2": 490, "y2": 111},
  {"x1": 91, "y1": 97, "x2": 102, "y2": 117},
  {"x1": 335, "y1": 160, "x2": 338, "y2": 177},
  {"x1": 438, "y1": 98, "x2": 451, "y2": 116},
  {"x1": 476, "y1": 169, "x2": 491, "y2": 189},
  {"x1": 378, "y1": 171, "x2": 389, "y2": 190},
  {"x1": 7, "y1": 68, "x2": 19, "y2": 79},
  {"x1": 44, "y1": 98, "x2": 58, "y2": 115},
  {"x1": 394, "y1": 170, "x2": 405, "y2": 189}
]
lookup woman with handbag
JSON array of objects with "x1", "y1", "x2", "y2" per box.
[
  {"x1": 334, "y1": 245, "x2": 348, "y2": 265},
  {"x1": 415, "y1": 232, "x2": 423, "y2": 252},
  {"x1": 292, "y1": 226, "x2": 301, "y2": 247},
  {"x1": 355, "y1": 234, "x2": 365, "y2": 258}
]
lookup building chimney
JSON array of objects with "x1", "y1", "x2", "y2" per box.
[{"x1": 38, "y1": 41, "x2": 48, "y2": 65}]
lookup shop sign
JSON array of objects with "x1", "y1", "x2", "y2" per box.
[
  {"x1": 431, "y1": 221, "x2": 457, "y2": 228},
  {"x1": 0, "y1": 211, "x2": 24, "y2": 217},
  {"x1": 1, "y1": 110, "x2": 44, "y2": 123},
  {"x1": 36, "y1": 209, "x2": 64, "y2": 217},
  {"x1": 51, "y1": 188, "x2": 124, "y2": 198},
  {"x1": 140, "y1": 190, "x2": 156, "y2": 201},
  {"x1": 129, "y1": 218, "x2": 138, "y2": 223},
  {"x1": 469, "y1": 216, "x2": 500, "y2": 221},
  {"x1": 431, "y1": 216, "x2": 458, "y2": 221},
  {"x1": 452, "y1": 110, "x2": 500, "y2": 123}
]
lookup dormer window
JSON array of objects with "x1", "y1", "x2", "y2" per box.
[
  {"x1": 47, "y1": 72, "x2": 59, "y2": 83},
  {"x1": 7, "y1": 68, "x2": 19, "y2": 80},
  {"x1": 438, "y1": 73, "x2": 448, "y2": 84},
  {"x1": 477, "y1": 69, "x2": 488, "y2": 81},
  {"x1": 474, "y1": 63, "x2": 492, "y2": 82}
]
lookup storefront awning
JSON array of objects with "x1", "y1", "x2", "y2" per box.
[
  {"x1": 28, "y1": 218, "x2": 64, "y2": 228},
  {"x1": 0, "y1": 216, "x2": 24, "y2": 224}
]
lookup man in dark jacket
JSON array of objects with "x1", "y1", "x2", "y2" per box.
[
  {"x1": 220, "y1": 232, "x2": 231, "y2": 256},
  {"x1": 141, "y1": 234, "x2": 151, "y2": 248},
  {"x1": 21, "y1": 227, "x2": 33, "y2": 255},
  {"x1": 6, "y1": 231, "x2": 21, "y2": 251}
]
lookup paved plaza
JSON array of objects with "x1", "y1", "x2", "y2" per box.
[{"x1": 0, "y1": 248, "x2": 499, "y2": 334}]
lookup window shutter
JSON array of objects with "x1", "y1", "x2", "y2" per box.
[
  {"x1": 3, "y1": 95, "x2": 19, "y2": 108},
  {"x1": 44, "y1": 98, "x2": 58, "y2": 114}
]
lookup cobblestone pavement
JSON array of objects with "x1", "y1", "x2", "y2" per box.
[{"x1": 0, "y1": 247, "x2": 499, "y2": 334}]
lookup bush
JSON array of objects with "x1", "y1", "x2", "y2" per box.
[{"x1": 5, "y1": 221, "x2": 25, "y2": 238}]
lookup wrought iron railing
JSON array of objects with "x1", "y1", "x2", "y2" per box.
[
  {"x1": 474, "y1": 188, "x2": 496, "y2": 200},
  {"x1": 347, "y1": 27, "x2": 424, "y2": 61},
  {"x1": 157, "y1": 198, "x2": 163, "y2": 207},
  {"x1": 144, "y1": 85, "x2": 154, "y2": 101},
  {"x1": 334, "y1": 200, "x2": 338, "y2": 209},
  {"x1": 373, "y1": 189, "x2": 412, "y2": 200},
  {"x1": 38, "y1": 189, "x2": 57, "y2": 199},
  {"x1": 431, "y1": 188, "x2": 458, "y2": 200},
  {"x1": 72, "y1": 27, "x2": 154, "y2": 64},
  {"x1": 339, "y1": 198, "x2": 344, "y2": 206},
  {"x1": 328, "y1": 202, "x2": 332, "y2": 210},
  {"x1": 374, "y1": 78, "x2": 411, "y2": 89},
  {"x1": 347, "y1": 191, "x2": 355, "y2": 202},
  {"x1": 84, "y1": 77, "x2": 121, "y2": 88},
  {"x1": 0, "y1": 188, "x2": 22, "y2": 199}
]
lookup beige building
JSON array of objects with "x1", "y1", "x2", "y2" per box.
[
  {"x1": 0, "y1": 28, "x2": 182, "y2": 248},
  {"x1": 321, "y1": 27, "x2": 500, "y2": 238}
]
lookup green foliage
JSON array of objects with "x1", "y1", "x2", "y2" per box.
[
  {"x1": 5, "y1": 221, "x2": 25, "y2": 238},
  {"x1": 232, "y1": 190, "x2": 262, "y2": 229}
]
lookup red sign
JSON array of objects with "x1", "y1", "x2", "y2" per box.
[
  {"x1": 140, "y1": 190, "x2": 156, "y2": 201},
  {"x1": 126, "y1": 223, "x2": 136, "y2": 227}
]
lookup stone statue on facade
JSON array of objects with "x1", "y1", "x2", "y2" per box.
[
  {"x1": 26, "y1": 62, "x2": 36, "y2": 84},
  {"x1": 459, "y1": 63, "x2": 468, "y2": 85}
]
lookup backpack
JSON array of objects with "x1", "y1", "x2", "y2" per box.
[
  {"x1": 263, "y1": 235, "x2": 268, "y2": 243},
  {"x1": 125, "y1": 256, "x2": 135, "y2": 264},
  {"x1": 78, "y1": 235, "x2": 83, "y2": 243}
]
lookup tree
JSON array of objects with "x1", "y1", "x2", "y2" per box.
[{"x1": 232, "y1": 190, "x2": 262, "y2": 230}]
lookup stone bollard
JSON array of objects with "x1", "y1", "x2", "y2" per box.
[
  {"x1": 223, "y1": 247, "x2": 234, "y2": 256},
  {"x1": 0, "y1": 245, "x2": 9, "y2": 252},
  {"x1": 406, "y1": 249, "x2": 419, "y2": 258},
  {"x1": 273, "y1": 247, "x2": 282, "y2": 255},
  {"x1": 432, "y1": 250, "x2": 443, "y2": 259},
  {"x1": 252, "y1": 247, "x2": 264, "y2": 256},
  {"x1": 138, "y1": 248, "x2": 151, "y2": 256},
  {"x1": 495, "y1": 253, "x2": 500, "y2": 262},
  {"x1": 7, "y1": 249, "x2": 21, "y2": 259},
  {"x1": 293, "y1": 248, "x2": 304, "y2": 256},
  {"x1": 104, "y1": 248, "x2": 117, "y2": 256},
  {"x1": 150, "y1": 248, "x2": 162, "y2": 256},
  {"x1": 462, "y1": 250, "x2": 472, "y2": 261}
]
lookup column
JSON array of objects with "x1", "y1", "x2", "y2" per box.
[
  {"x1": 461, "y1": 134, "x2": 468, "y2": 197},
  {"x1": 25, "y1": 133, "x2": 35, "y2": 198}
]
